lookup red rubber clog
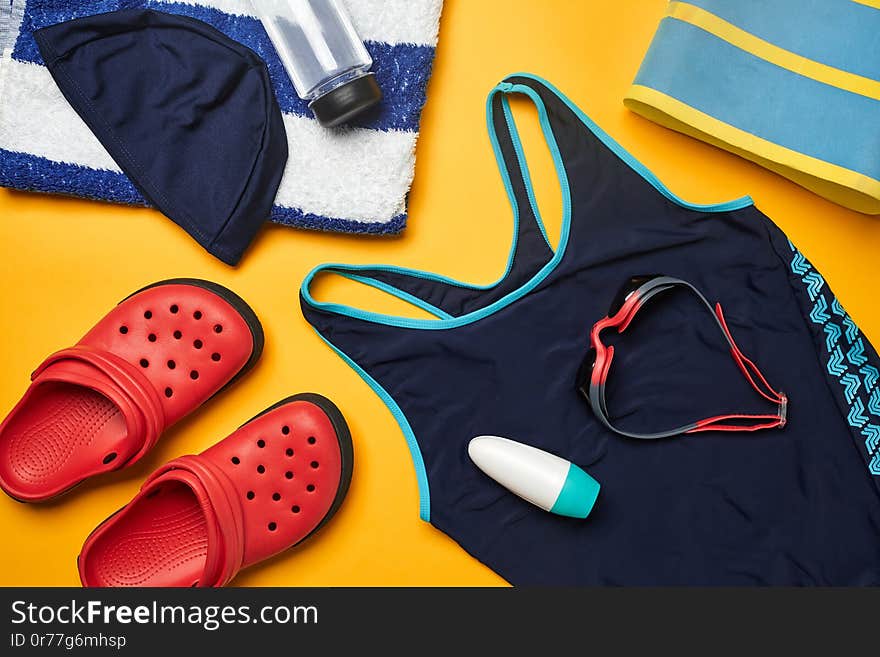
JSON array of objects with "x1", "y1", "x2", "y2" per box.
[
  {"x1": 78, "y1": 393, "x2": 353, "y2": 587},
  {"x1": 0, "y1": 279, "x2": 263, "y2": 502}
]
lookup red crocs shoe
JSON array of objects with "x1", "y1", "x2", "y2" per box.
[
  {"x1": 0, "y1": 279, "x2": 263, "y2": 502},
  {"x1": 78, "y1": 393, "x2": 353, "y2": 587}
]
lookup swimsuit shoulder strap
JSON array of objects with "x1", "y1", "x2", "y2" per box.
[{"x1": 301, "y1": 76, "x2": 576, "y2": 325}]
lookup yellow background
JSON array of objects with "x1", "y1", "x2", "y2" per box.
[{"x1": 3, "y1": 0, "x2": 880, "y2": 586}]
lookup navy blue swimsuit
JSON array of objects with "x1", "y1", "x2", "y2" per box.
[{"x1": 301, "y1": 75, "x2": 880, "y2": 585}]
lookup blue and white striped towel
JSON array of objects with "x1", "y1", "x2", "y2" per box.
[{"x1": 0, "y1": 0, "x2": 443, "y2": 234}]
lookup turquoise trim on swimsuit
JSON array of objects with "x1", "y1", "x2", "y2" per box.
[
  {"x1": 300, "y1": 73, "x2": 753, "y2": 331},
  {"x1": 501, "y1": 94, "x2": 552, "y2": 249},
  {"x1": 299, "y1": 79, "x2": 548, "y2": 324},
  {"x1": 302, "y1": 80, "x2": 572, "y2": 329},
  {"x1": 507, "y1": 73, "x2": 754, "y2": 213},
  {"x1": 314, "y1": 331, "x2": 432, "y2": 521},
  {"x1": 337, "y1": 272, "x2": 454, "y2": 320}
]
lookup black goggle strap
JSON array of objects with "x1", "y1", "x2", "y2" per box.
[{"x1": 589, "y1": 277, "x2": 787, "y2": 440}]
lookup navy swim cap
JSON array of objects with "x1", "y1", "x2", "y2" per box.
[{"x1": 34, "y1": 9, "x2": 288, "y2": 265}]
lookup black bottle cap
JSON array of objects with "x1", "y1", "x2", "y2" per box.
[{"x1": 309, "y1": 73, "x2": 383, "y2": 128}]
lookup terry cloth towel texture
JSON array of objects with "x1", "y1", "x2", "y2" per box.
[
  {"x1": 0, "y1": 0, "x2": 443, "y2": 235},
  {"x1": 625, "y1": 0, "x2": 880, "y2": 215}
]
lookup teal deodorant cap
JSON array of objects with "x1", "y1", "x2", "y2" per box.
[
  {"x1": 550, "y1": 462, "x2": 601, "y2": 519},
  {"x1": 468, "y1": 435, "x2": 600, "y2": 519}
]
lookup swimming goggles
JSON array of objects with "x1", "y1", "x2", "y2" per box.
[{"x1": 577, "y1": 275, "x2": 787, "y2": 440}]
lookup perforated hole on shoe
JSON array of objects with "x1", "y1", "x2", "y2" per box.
[
  {"x1": 246, "y1": 491, "x2": 255, "y2": 500},
  {"x1": 268, "y1": 522, "x2": 277, "y2": 532},
  {"x1": 307, "y1": 484, "x2": 315, "y2": 492},
  {"x1": 272, "y1": 493, "x2": 281, "y2": 501},
  {"x1": 285, "y1": 471, "x2": 293, "y2": 480},
  {"x1": 257, "y1": 465, "x2": 265, "y2": 474},
  {"x1": 281, "y1": 426, "x2": 290, "y2": 435},
  {"x1": 112, "y1": 288, "x2": 248, "y2": 420},
  {"x1": 257, "y1": 439, "x2": 265, "y2": 448},
  {"x1": 285, "y1": 448, "x2": 293, "y2": 457},
  {"x1": 291, "y1": 505, "x2": 300, "y2": 514},
  {"x1": 307, "y1": 436, "x2": 316, "y2": 445},
  {"x1": 231, "y1": 457, "x2": 240, "y2": 465},
  {"x1": 213, "y1": 324, "x2": 223, "y2": 334}
]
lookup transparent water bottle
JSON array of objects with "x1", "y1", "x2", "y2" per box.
[{"x1": 251, "y1": 0, "x2": 383, "y2": 127}]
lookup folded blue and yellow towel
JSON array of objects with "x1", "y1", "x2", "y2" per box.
[
  {"x1": 626, "y1": 0, "x2": 880, "y2": 214},
  {"x1": 0, "y1": 0, "x2": 443, "y2": 234}
]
